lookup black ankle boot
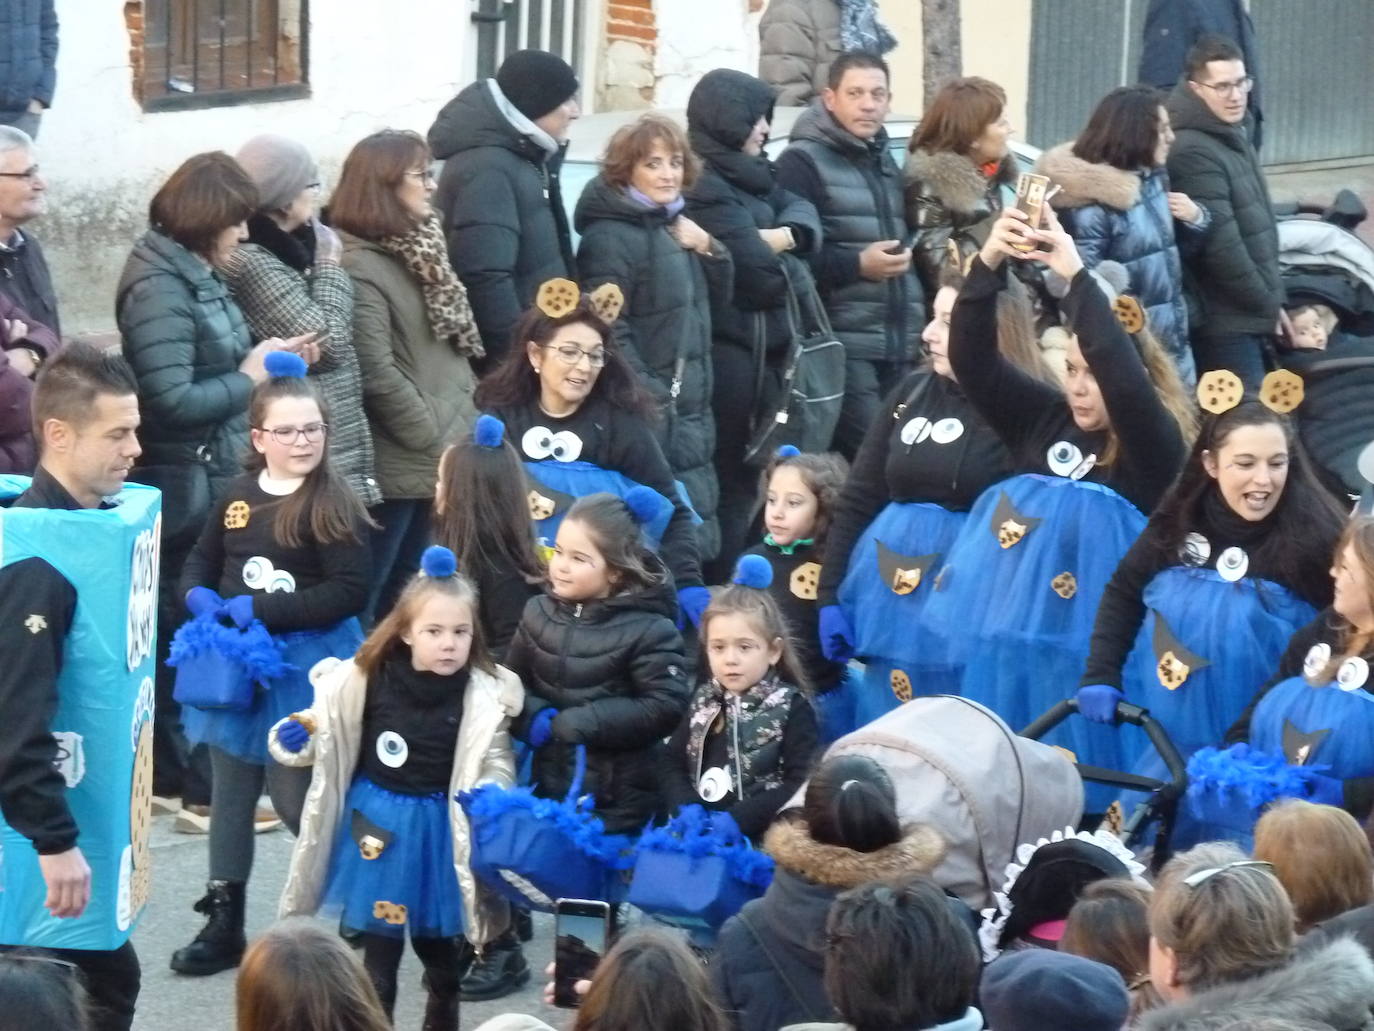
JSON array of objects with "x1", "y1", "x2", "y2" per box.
[
  {"x1": 170, "y1": 880, "x2": 246, "y2": 976},
  {"x1": 459, "y1": 932, "x2": 530, "y2": 1001}
]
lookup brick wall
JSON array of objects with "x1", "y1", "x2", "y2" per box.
[
  {"x1": 599, "y1": 0, "x2": 657, "y2": 108},
  {"x1": 606, "y1": 0, "x2": 658, "y2": 49}
]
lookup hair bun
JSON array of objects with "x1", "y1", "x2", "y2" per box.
[
  {"x1": 263, "y1": 351, "x2": 308, "y2": 380},
  {"x1": 732, "y1": 554, "x2": 773, "y2": 590},
  {"x1": 623, "y1": 485, "x2": 665, "y2": 527},
  {"x1": 474, "y1": 413, "x2": 505, "y2": 449},
  {"x1": 420, "y1": 545, "x2": 458, "y2": 579},
  {"x1": 776, "y1": 444, "x2": 801, "y2": 459}
]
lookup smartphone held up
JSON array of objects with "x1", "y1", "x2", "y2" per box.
[{"x1": 553, "y1": 898, "x2": 613, "y2": 1008}]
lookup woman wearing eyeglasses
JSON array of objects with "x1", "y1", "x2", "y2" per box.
[
  {"x1": 329, "y1": 130, "x2": 483, "y2": 622},
  {"x1": 475, "y1": 288, "x2": 706, "y2": 621},
  {"x1": 1141, "y1": 842, "x2": 1374, "y2": 1030}
]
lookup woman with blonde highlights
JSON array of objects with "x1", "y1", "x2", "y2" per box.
[
  {"x1": 236, "y1": 920, "x2": 390, "y2": 1031},
  {"x1": 1253, "y1": 799, "x2": 1374, "y2": 931}
]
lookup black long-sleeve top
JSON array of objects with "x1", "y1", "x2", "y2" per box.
[
  {"x1": 743, "y1": 538, "x2": 844, "y2": 693},
  {"x1": 818, "y1": 368, "x2": 1016, "y2": 605},
  {"x1": 0, "y1": 467, "x2": 94, "y2": 854},
  {"x1": 179, "y1": 472, "x2": 370, "y2": 631},
  {"x1": 359, "y1": 653, "x2": 466, "y2": 795},
  {"x1": 1081, "y1": 490, "x2": 1336, "y2": 691},
  {"x1": 948, "y1": 257, "x2": 1186, "y2": 514}
]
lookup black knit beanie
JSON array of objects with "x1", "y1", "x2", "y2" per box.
[{"x1": 495, "y1": 49, "x2": 579, "y2": 121}]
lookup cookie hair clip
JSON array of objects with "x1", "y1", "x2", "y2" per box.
[
  {"x1": 1196, "y1": 369, "x2": 1304, "y2": 416},
  {"x1": 474, "y1": 413, "x2": 505, "y2": 449},
  {"x1": 534, "y1": 278, "x2": 624, "y2": 324},
  {"x1": 1111, "y1": 295, "x2": 1146, "y2": 335},
  {"x1": 732, "y1": 554, "x2": 774, "y2": 590},
  {"x1": 623, "y1": 485, "x2": 666, "y2": 527},
  {"x1": 1259, "y1": 369, "x2": 1304, "y2": 414},
  {"x1": 263, "y1": 351, "x2": 308, "y2": 379},
  {"x1": 420, "y1": 545, "x2": 458, "y2": 578}
]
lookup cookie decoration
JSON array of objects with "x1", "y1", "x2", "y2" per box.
[
  {"x1": 352, "y1": 809, "x2": 394, "y2": 861},
  {"x1": 1196, "y1": 370, "x2": 1244, "y2": 415},
  {"x1": 875, "y1": 540, "x2": 937, "y2": 596},
  {"x1": 1260, "y1": 368, "x2": 1304, "y2": 414},
  {"x1": 587, "y1": 282, "x2": 624, "y2": 324},
  {"x1": 223, "y1": 500, "x2": 251, "y2": 530},
  {"x1": 989, "y1": 491, "x2": 1042, "y2": 549},
  {"x1": 372, "y1": 900, "x2": 408, "y2": 925},
  {"x1": 1112, "y1": 295, "x2": 1146, "y2": 335},
  {"x1": 890, "y1": 668, "x2": 913, "y2": 703},
  {"x1": 1281, "y1": 719, "x2": 1330, "y2": 766},
  {"x1": 790, "y1": 561, "x2": 822, "y2": 601},
  {"x1": 1151, "y1": 611, "x2": 1210, "y2": 690},
  {"x1": 535, "y1": 277, "x2": 580, "y2": 319},
  {"x1": 1050, "y1": 571, "x2": 1077, "y2": 599}
]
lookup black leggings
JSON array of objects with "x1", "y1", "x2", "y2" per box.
[{"x1": 361, "y1": 933, "x2": 472, "y2": 1018}]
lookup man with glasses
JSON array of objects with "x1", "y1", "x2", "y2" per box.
[
  {"x1": 0, "y1": 126, "x2": 59, "y2": 341},
  {"x1": 1166, "y1": 34, "x2": 1280, "y2": 390}
]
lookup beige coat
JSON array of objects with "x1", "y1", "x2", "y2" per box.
[{"x1": 272, "y1": 656, "x2": 524, "y2": 946}]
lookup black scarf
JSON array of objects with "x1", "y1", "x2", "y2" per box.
[
  {"x1": 246, "y1": 213, "x2": 316, "y2": 274},
  {"x1": 690, "y1": 130, "x2": 778, "y2": 197}
]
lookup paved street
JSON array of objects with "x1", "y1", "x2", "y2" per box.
[{"x1": 132, "y1": 805, "x2": 555, "y2": 1030}]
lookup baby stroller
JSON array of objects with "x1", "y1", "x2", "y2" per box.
[
  {"x1": 1021, "y1": 697, "x2": 1188, "y2": 872},
  {"x1": 1276, "y1": 188, "x2": 1374, "y2": 335}
]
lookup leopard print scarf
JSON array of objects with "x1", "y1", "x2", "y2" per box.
[{"x1": 378, "y1": 212, "x2": 484, "y2": 358}]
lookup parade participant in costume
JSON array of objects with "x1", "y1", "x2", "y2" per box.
[
  {"x1": 741, "y1": 446, "x2": 849, "y2": 741},
  {"x1": 0, "y1": 343, "x2": 150, "y2": 1031},
  {"x1": 924, "y1": 207, "x2": 1194, "y2": 797},
  {"x1": 1078, "y1": 387, "x2": 1340, "y2": 828},
  {"x1": 169, "y1": 353, "x2": 371, "y2": 976},
  {"x1": 475, "y1": 283, "x2": 706, "y2": 625},
  {"x1": 818, "y1": 264, "x2": 1056, "y2": 722},
  {"x1": 665, "y1": 554, "x2": 819, "y2": 840},
  {"x1": 507, "y1": 491, "x2": 689, "y2": 835},
  {"x1": 271, "y1": 546, "x2": 523, "y2": 1030}
]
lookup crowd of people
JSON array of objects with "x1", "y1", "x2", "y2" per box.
[{"x1": 2, "y1": 0, "x2": 1374, "y2": 1027}]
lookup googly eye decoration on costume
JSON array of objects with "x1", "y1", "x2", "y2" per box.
[
  {"x1": 520, "y1": 425, "x2": 583, "y2": 463},
  {"x1": 900, "y1": 417, "x2": 931, "y2": 447},
  {"x1": 1215, "y1": 546, "x2": 1249, "y2": 583},
  {"x1": 930, "y1": 417, "x2": 965, "y2": 444},
  {"x1": 1337, "y1": 657, "x2": 1371, "y2": 692},
  {"x1": 1180, "y1": 532, "x2": 1211, "y2": 568},
  {"x1": 1046, "y1": 441, "x2": 1096, "y2": 480},
  {"x1": 375, "y1": 731, "x2": 409, "y2": 768},
  {"x1": 698, "y1": 766, "x2": 733, "y2": 803},
  {"x1": 242, "y1": 556, "x2": 296, "y2": 593},
  {"x1": 1304, "y1": 643, "x2": 1332, "y2": 682}
]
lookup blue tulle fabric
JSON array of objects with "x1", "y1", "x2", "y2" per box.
[
  {"x1": 1252, "y1": 674, "x2": 1374, "y2": 779},
  {"x1": 812, "y1": 666, "x2": 861, "y2": 744},
  {"x1": 633, "y1": 805, "x2": 775, "y2": 889},
  {"x1": 168, "y1": 615, "x2": 294, "y2": 710},
  {"x1": 321, "y1": 777, "x2": 464, "y2": 939},
  {"x1": 182, "y1": 618, "x2": 363, "y2": 762},
  {"x1": 1182, "y1": 743, "x2": 1315, "y2": 849},
  {"x1": 525, "y1": 460, "x2": 672, "y2": 547}
]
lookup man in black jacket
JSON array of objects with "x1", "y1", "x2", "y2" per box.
[
  {"x1": 428, "y1": 50, "x2": 579, "y2": 363},
  {"x1": 776, "y1": 51, "x2": 923, "y2": 459},
  {"x1": 0, "y1": 343, "x2": 144, "y2": 1030},
  {"x1": 0, "y1": 0, "x2": 57, "y2": 139},
  {"x1": 1167, "y1": 35, "x2": 1280, "y2": 389},
  {"x1": 0, "y1": 125, "x2": 59, "y2": 340}
]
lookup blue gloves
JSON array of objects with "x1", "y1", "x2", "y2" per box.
[
  {"x1": 186, "y1": 586, "x2": 224, "y2": 619},
  {"x1": 819, "y1": 605, "x2": 855, "y2": 664},
  {"x1": 1076, "y1": 684, "x2": 1124, "y2": 724},
  {"x1": 277, "y1": 718, "x2": 311, "y2": 754},
  {"x1": 223, "y1": 594, "x2": 256, "y2": 629},
  {"x1": 1302, "y1": 770, "x2": 1344, "y2": 807},
  {"x1": 677, "y1": 586, "x2": 712, "y2": 629},
  {"x1": 529, "y1": 708, "x2": 560, "y2": 748}
]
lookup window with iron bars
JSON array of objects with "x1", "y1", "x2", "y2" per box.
[{"x1": 137, "y1": 0, "x2": 309, "y2": 111}]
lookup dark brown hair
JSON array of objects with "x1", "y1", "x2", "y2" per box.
[
  {"x1": 353, "y1": 566, "x2": 497, "y2": 678},
  {"x1": 1062, "y1": 879, "x2": 1162, "y2": 1019},
  {"x1": 31, "y1": 340, "x2": 138, "y2": 444},
  {"x1": 827, "y1": 50, "x2": 890, "y2": 91},
  {"x1": 558, "y1": 493, "x2": 666, "y2": 595},
  {"x1": 0, "y1": 951, "x2": 90, "y2": 1031},
  {"x1": 474, "y1": 297, "x2": 654, "y2": 417},
  {"x1": 235, "y1": 920, "x2": 390, "y2": 1031},
  {"x1": 701, "y1": 576, "x2": 812, "y2": 693},
  {"x1": 601, "y1": 113, "x2": 701, "y2": 191},
  {"x1": 756, "y1": 449, "x2": 848, "y2": 548},
  {"x1": 149, "y1": 151, "x2": 258, "y2": 259},
  {"x1": 1185, "y1": 34, "x2": 1245, "y2": 82},
  {"x1": 803, "y1": 754, "x2": 903, "y2": 853},
  {"x1": 1254, "y1": 799, "x2": 1374, "y2": 931},
  {"x1": 1073, "y1": 85, "x2": 1167, "y2": 171},
  {"x1": 910, "y1": 77, "x2": 1006, "y2": 156},
  {"x1": 328, "y1": 130, "x2": 429, "y2": 241},
  {"x1": 244, "y1": 373, "x2": 374, "y2": 548},
  {"x1": 573, "y1": 927, "x2": 727, "y2": 1031}
]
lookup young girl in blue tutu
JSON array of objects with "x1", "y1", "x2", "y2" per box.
[
  {"x1": 508, "y1": 490, "x2": 690, "y2": 835},
  {"x1": 740, "y1": 446, "x2": 850, "y2": 740},
  {"x1": 171, "y1": 352, "x2": 372, "y2": 976},
  {"x1": 665, "y1": 554, "x2": 820, "y2": 839},
  {"x1": 271, "y1": 546, "x2": 524, "y2": 1027}
]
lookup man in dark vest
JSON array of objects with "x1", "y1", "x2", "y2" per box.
[{"x1": 777, "y1": 51, "x2": 924, "y2": 459}]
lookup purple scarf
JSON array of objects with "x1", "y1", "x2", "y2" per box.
[{"x1": 626, "y1": 185, "x2": 686, "y2": 218}]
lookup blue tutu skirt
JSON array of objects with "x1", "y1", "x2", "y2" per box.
[
  {"x1": 812, "y1": 666, "x2": 861, "y2": 744},
  {"x1": 322, "y1": 777, "x2": 464, "y2": 940},
  {"x1": 1253, "y1": 675, "x2": 1374, "y2": 780},
  {"x1": 183, "y1": 618, "x2": 363, "y2": 763},
  {"x1": 525, "y1": 460, "x2": 673, "y2": 549}
]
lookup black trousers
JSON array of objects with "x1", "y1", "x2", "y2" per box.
[
  {"x1": 708, "y1": 342, "x2": 769, "y2": 583},
  {"x1": 360, "y1": 933, "x2": 472, "y2": 1018},
  {"x1": 152, "y1": 538, "x2": 211, "y2": 805},
  {"x1": 833, "y1": 358, "x2": 909, "y2": 461},
  {"x1": 1191, "y1": 331, "x2": 1272, "y2": 392},
  {"x1": 1, "y1": 941, "x2": 140, "y2": 1031}
]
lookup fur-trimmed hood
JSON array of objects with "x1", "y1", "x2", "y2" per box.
[
  {"x1": 764, "y1": 816, "x2": 947, "y2": 888},
  {"x1": 903, "y1": 148, "x2": 1016, "y2": 215},
  {"x1": 1137, "y1": 937, "x2": 1374, "y2": 1031},
  {"x1": 1035, "y1": 143, "x2": 1141, "y2": 212}
]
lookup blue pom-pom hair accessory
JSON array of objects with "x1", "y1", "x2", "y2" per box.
[
  {"x1": 420, "y1": 545, "x2": 458, "y2": 579},
  {"x1": 775, "y1": 444, "x2": 801, "y2": 459},
  {"x1": 732, "y1": 554, "x2": 773, "y2": 590},
  {"x1": 474, "y1": 414, "x2": 505, "y2": 449},
  {"x1": 263, "y1": 351, "x2": 309, "y2": 380},
  {"x1": 623, "y1": 485, "x2": 666, "y2": 527}
]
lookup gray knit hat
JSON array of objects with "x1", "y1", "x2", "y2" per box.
[{"x1": 235, "y1": 134, "x2": 318, "y2": 213}]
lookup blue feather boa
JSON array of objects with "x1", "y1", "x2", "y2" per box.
[
  {"x1": 1186, "y1": 743, "x2": 1316, "y2": 816},
  {"x1": 167, "y1": 614, "x2": 295, "y2": 683},
  {"x1": 459, "y1": 784, "x2": 636, "y2": 870},
  {"x1": 636, "y1": 805, "x2": 775, "y2": 889}
]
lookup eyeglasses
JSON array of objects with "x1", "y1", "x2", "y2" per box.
[
  {"x1": 1191, "y1": 76, "x2": 1254, "y2": 98},
  {"x1": 404, "y1": 169, "x2": 437, "y2": 185},
  {"x1": 306, "y1": 181, "x2": 323, "y2": 194},
  {"x1": 545, "y1": 343, "x2": 607, "y2": 368},
  {"x1": 258, "y1": 422, "x2": 328, "y2": 445},
  {"x1": 0, "y1": 165, "x2": 40, "y2": 181},
  {"x1": 1182, "y1": 859, "x2": 1272, "y2": 888}
]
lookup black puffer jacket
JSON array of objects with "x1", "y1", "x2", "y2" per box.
[
  {"x1": 0, "y1": 0, "x2": 57, "y2": 111},
  {"x1": 683, "y1": 69, "x2": 822, "y2": 359},
  {"x1": 428, "y1": 79, "x2": 575, "y2": 361},
  {"x1": 0, "y1": 230, "x2": 59, "y2": 338},
  {"x1": 1166, "y1": 80, "x2": 1280, "y2": 336},
  {"x1": 574, "y1": 175, "x2": 734, "y2": 560},
  {"x1": 1281, "y1": 334, "x2": 1374, "y2": 496},
  {"x1": 506, "y1": 567, "x2": 689, "y2": 834},
  {"x1": 904, "y1": 147, "x2": 1017, "y2": 296}
]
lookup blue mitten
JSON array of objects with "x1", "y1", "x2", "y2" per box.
[
  {"x1": 1302, "y1": 770, "x2": 1344, "y2": 807},
  {"x1": 529, "y1": 708, "x2": 560, "y2": 748},
  {"x1": 277, "y1": 718, "x2": 311, "y2": 754},
  {"x1": 818, "y1": 605, "x2": 855, "y2": 664},
  {"x1": 1076, "y1": 684, "x2": 1124, "y2": 724},
  {"x1": 677, "y1": 585, "x2": 712, "y2": 629},
  {"x1": 223, "y1": 594, "x2": 256, "y2": 629},
  {"x1": 185, "y1": 586, "x2": 224, "y2": 619}
]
